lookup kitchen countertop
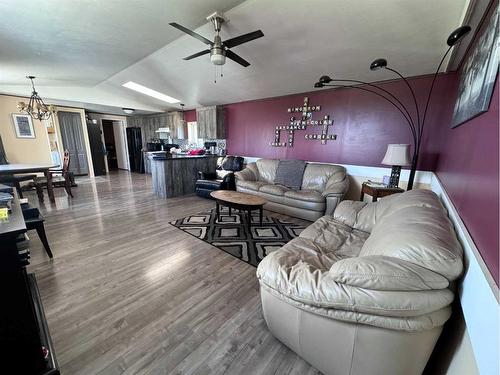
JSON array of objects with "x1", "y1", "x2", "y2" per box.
[{"x1": 147, "y1": 152, "x2": 220, "y2": 160}]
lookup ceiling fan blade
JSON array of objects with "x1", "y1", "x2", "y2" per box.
[
  {"x1": 226, "y1": 50, "x2": 250, "y2": 67},
  {"x1": 223, "y1": 30, "x2": 264, "y2": 49},
  {"x1": 183, "y1": 49, "x2": 211, "y2": 60},
  {"x1": 169, "y1": 22, "x2": 213, "y2": 45}
]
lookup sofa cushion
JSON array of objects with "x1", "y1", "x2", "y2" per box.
[
  {"x1": 260, "y1": 184, "x2": 291, "y2": 196},
  {"x1": 274, "y1": 160, "x2": 306, "y2": 190},
  {"x1": 256, "y1": 159, "x2": 279, "y2": 183},
  {"x1": 330, "y1": 256, "x2": 450, "y2": 291},
  {"x1": 284, "y1": 197, "x2": 325, "y2": 213},
  {"x1": 359, "y1": 190, "x2": 463, "y2": 281},
  {"x1": 237, "y1": 180, "x2": 266, "y2": 191},
  {"x1": 301, "y1": 163, "x2": 346, "y2": 192},
  {"x1": 333, "y1": 200, "x2": 376, "y2": 233},
  {"x1": 299, "y1": 216, "x2": 368, "y2": 259},
  {"x1": 257, "y1": 237, "x2": 454, "y2": 317},
  {"x1": 285, "y1": 189, "x2": 324, "y2": 203}
]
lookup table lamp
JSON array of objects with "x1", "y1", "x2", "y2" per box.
[{"x1": 382, "y1": 144, "x2": 411, "y2": 188}]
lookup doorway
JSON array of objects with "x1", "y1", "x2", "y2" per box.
[
  {"x1": 102, "y1": 120, "x2": 118, "y2": 170},
  {"x1": 86, "y1": 118, "x2": 106, "y2": 176},
  {"x1": 58, "y1": 111, "x2": 89, "y2": 175}
]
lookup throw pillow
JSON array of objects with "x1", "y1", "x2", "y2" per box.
[{"x1": 274, "y1": 160, "x2": 306, "y2": 190}]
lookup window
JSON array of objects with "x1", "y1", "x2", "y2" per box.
[{"x1": 187, "y1": 121, "x2": 199, "y2": 145}]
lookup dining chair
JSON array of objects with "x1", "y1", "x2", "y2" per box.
[{"x1": 33, "y1": 150, "x2": 74, "y2": 202}]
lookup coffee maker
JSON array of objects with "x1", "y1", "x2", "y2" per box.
[{"x1": 204, "y1": 141, "x2": 217, "y2": 154}]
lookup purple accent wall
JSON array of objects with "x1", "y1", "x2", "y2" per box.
[
  {"x1": 225, "y1": 75, "x2": 456, "y2": 170},
  {"x1": 434, "y1": 78, "x2": 499, "y2": 284},
  {"x1": 223, "y1": 71, "x2": 498, "y2": 285}
]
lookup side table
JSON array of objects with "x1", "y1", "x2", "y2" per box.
[{"x1": 360, "y1": 182, "x2": 404, "y2": 202}]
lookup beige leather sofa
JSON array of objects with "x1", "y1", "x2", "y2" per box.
[
  {"x1": 235, "y1": 159, "x2": 349, "y2": 221},
  {"x1": 257, "y1": 189, "x2": 463, "y2": 375}
]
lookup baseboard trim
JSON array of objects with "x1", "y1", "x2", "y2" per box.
[{"x1": 430, "y1": 173, "x2": 499, "y2": 375}]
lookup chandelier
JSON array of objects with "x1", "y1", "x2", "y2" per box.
[{"x1": 17, "y1": 76, "x2": 52, "y2": 120}]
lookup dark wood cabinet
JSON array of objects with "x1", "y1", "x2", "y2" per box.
[{"x1": 0, "y1": 193, "x2": 59, "y2": 375}]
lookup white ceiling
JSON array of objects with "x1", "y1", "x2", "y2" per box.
[{"x1": 0, "y1": 0, "x2": 469, "y2": 114}]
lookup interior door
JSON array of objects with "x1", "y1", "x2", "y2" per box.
[
  {"x1": 58, "y1": 111, "x2": 88, "y2": 175},
  {"x1": 86, "y1": 120, "x2": 106, "y2": 176},
  {"x1": 112, "y1": 121, "x2": 128, "y2": 170}
]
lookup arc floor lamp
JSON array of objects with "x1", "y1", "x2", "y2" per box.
[{"x1": 314, "y1": 25, "x2": 471, "y2": 190}]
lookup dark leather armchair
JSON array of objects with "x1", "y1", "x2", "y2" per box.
[{"x1": 196, "y1": 156, "x2": 244, "y2": 199}]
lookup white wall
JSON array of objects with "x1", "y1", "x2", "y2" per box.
[{"x1": 112, "y1": 121, "x2": 128, "y2": 170}]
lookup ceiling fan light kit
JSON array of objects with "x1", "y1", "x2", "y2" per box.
[{"x1": 169, "y1": 11, "x2": 264, "y2": 82}]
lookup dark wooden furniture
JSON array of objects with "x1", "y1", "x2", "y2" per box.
[
  {"x1": 360, "y1": 182, "x2": 404, "y2": 202},
  {"x1": 34, "y1": 150, "x2": 74, "y2": 203},
  {"x1": 0, "y1": 192, "x2": 59, "y2": 374},
  {"x1": 22, "y1": 204, "x2": 53, "y2": 258},
  {"x1": 0, "y1": 153, "x2": 37, "y2": 199},
  {"x1": 196, "y1": 156, "x2": 244, "y2": 199},
  {"x1": 0, "y1": 163, "x2": 56, "y2": 203},
  {"x1": 210, "y1": 190, "x2": 267, "y2": 229}
]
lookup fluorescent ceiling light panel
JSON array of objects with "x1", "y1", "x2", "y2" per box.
[{"x1": 122, "y1": 81, "x2": 180, "y2": 104}]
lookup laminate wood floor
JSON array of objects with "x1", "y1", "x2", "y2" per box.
[{"x1": 26, "y1": 171, "x2": 320, "y2": 375}]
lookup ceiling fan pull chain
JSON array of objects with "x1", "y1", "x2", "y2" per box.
[{"x1": 221, "y1": 65, "x2": 223, "y2": 78}]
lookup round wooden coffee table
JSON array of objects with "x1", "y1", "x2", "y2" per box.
[{"x1": 210, "y1": 190, "x2": 267, "y2": 229}]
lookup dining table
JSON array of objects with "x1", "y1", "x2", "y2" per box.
[{"x1": 0, "y1": 164, "x2": 58, "y2": 203}]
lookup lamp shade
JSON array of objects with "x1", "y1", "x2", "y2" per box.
[{"x1": 381, "y1": 144, "x2": 411, "y2": 166}]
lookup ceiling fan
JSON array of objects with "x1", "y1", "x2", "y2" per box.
[{"x1": 169, "y1": 12, "x2": 264, "y2": 67}]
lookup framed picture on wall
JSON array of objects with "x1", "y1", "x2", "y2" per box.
[
  {"x1": 451, "y1": 4, "x2": 499, "y2": 128},
  {"x1": 12, "y1": 113, "x2": 36, "y2": 138}
]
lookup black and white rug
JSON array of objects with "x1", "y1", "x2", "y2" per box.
[{"x1": 169, "y1": 207, "x2": 306, "y2": 267}]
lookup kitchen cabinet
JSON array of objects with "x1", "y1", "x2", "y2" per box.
[
  {"x1": 196, "y1": 106, "x2": 225, "y2": 139},
  {"x1": 168, "y1": 111, "x2": 185, "y2": 139}
]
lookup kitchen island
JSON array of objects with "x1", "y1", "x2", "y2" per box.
[{"x1": 149, "y1": 153, "x2": 219, "y2": 198}]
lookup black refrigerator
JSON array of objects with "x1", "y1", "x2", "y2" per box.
[{"x1": 126, "y1": 127, "x2": 144, "y2": 173}]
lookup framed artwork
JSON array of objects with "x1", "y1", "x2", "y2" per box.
[
  {"x1": 12, "y1": 114, "x2": 36, "y2": 138},
  {"x1": 451, "y1": 4, "x2": 499, "y2": 128}
]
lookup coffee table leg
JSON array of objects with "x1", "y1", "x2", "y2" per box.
[
  {"x1": 259, "y1": 207, "x2": 263, "y2": 226},
  {"x1": 229, "y1": 207, "x2": 232, "y2": 216},
  {"x1": 216, "y1": 201, "x2": 220, "y2": 221}
]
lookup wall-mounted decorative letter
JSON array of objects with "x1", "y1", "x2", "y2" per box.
[{"x1": 271, "y1": 97, "x2": 337, "y2": 147}]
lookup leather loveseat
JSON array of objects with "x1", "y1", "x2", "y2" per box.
[
  {"x1": 257, "y1": 189, "x2": 463, "y2": 375},
  {"x1": 195, "y1": 156, "x2": 244, "y2": 199},
  {"x1": 235, "y1": 159, "x2": 348, "y2": 221}
]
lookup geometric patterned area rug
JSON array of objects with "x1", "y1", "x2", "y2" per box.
[{"x1": 169, "y1": 206, "x2": 307, "y2": 267}]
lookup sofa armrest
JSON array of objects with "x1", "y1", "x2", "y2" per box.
[
  {"x1": 235, "y1": 167, "x2": 256, "y2": 181},
  {"x1": 198, "y1": 171, "x2": 217, "y2": 180},
  {"x1": 330, "y1": 256, "x2": 450, "y2": 291},
  {"x1": 322, "y1": 174, "x2": 349, "y2": 197}
]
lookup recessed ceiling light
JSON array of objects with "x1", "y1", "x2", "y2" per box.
[
  {"x1": 122, "y1": 81, "x2": 180, "y2": 104},
  {"x1": 122, "y1": 108, "x2": 135, "y2": 114}
]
